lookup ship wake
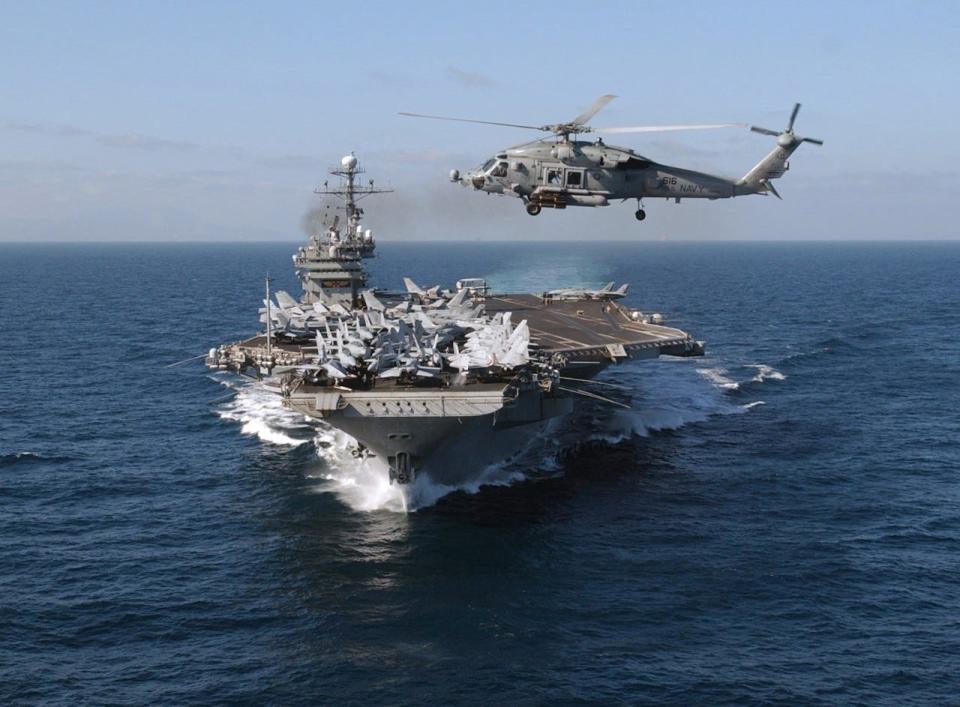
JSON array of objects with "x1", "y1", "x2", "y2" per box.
[
  {"x1": 586, "y1": 357, "x2": 778, "y2": 443},
  {"x1": 212, "y1": 376, "x2": 314, "y2": 446}
]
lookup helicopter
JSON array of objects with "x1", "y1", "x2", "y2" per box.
[{"x1": 400, "y1": 96, "x2": 822, "y2": 221}]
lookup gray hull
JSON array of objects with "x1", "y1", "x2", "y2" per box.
[
  {"x1": 332, "y1": 413, "x2": 554, "y2": 487},
  {"x1": 286, "y1": 384, "x2": 573, "y2": 487}
]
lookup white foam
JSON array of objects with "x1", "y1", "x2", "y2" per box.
[
  {"x1": 402, "y1": 463, "x2": 528, "y2": 512},
  {"x1": 213, "y1": 359, "x2": 770, "y2": 513},
  {"x1": 748, "y1": 364, "x2": 786, "y2": 383},
  {"x1": 306, "y1": 423, "x2": 538, "y2": 513},
  {"x1": 590, "y1": 358, "x2": 764, "y2": 443},
  {"x1": 216, "y1": 380, "x2": 312, "y2": 447},
  {"x1": 696, "y1": 366, "x2": 740, "y2": 390},
  {"x1": 306, "y1": 428, "x2": 410, "y2": 512}
]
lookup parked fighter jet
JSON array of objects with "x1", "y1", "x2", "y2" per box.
[{"x1": 545, "y1": 283, "x2": 629, "y2": 300}]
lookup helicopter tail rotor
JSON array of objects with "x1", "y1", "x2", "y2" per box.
[
  {"x1": 749, "y1": 103, "x2": 823, "y2": 147},
  {"x1": 787, "y1": 102, "x2": 801, "y2": 132}
]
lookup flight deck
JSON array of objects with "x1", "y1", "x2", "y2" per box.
[
  {"x1": 484, "y1": 294, "x2": 703, "y2": 360},
  {"x1": 228, "y1": 293, "x2": 703, "y2": 368}
]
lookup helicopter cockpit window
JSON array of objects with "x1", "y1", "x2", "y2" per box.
[
  {"x1": 481, "y1": 158, "x2": 496, "y2": 171},
  {"x1": 566, "y1": 171, "x2": 583, "y2": 187},
  {"x1": 491, "y1": 162, "x2": 508, "y2": 177},
  {"x1": 547, "y1": 169, "x2": 562, "y2": 185}
]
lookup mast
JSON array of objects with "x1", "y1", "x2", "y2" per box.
[
  {"x1": 265, "y1": 275, "x2": 273, "y2": 360},
  {"x1": 313, "y1": 153, "x2": 393, "y2": 257}
]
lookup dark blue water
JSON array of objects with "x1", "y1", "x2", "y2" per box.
[{"x1": 2, "y1": 241, "x2": 958, "y2": 704}]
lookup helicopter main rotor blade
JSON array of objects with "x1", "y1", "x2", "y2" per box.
[
  {"x1": 570, "y1": 94, "x2": 617, "y2": 126},
  {"x1": 750, "y1": 126, "x2": 781, "y2": 136},
  {"x1": 398, "y1": 112, "x2": 547, "y2": 132},
  {"x1": 599, "y1": 123, "x2": 745, "y2": 134}
]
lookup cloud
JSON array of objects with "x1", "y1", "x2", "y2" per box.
[
  {"x1": 1, "y1": 117, "x2": 321, "y2": 166},
  {"x1": 446, "y1": 66, "x2": 495, "y2": 88},
  {"x1": 2, "y1": 119, "x2": 204, "y2": 153},
  {"x1": 1, "y1": 120, "x2": 93, "y2": 137},
  {"x1": 95, "y1": 133, "x2": 201, "y2": 152}
]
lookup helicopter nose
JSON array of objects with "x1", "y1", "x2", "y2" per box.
[{"x1": 470, "y1": 174, "x2": 485, "y2": 190}]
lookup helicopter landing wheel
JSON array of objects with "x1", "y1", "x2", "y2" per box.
[
  {"x1": 635, "y1": 209, "x2": 646, "y2": 221},
  {"x1": 526, "y1": 203, "x2": 542, "y2": 216}
]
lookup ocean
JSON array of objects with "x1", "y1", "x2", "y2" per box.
[{"x1": 1, "y1": 241, "x2": 958, "y2": 704}]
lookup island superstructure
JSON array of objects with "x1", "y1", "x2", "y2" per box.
[
  {"x1": 208, "y1": 154, "x2": 705, "y2": 489},
  {"x1": 292, "y1": 153, "x2": 388, "y2": 304}
]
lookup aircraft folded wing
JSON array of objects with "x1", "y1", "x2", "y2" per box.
[{"x1": 275, "y1": 290, "x2": 299, "y2": 309}]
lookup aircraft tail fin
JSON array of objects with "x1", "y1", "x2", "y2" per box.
[
  {"x1": 614, "y1": 283, "x2": 629, "y2": 297},
  {"x1": 403, "y1": 277, "x2": 425, "y2": 296},
  {"x1": 362, "y1": 290, "x2": 385, "y2": 311}
]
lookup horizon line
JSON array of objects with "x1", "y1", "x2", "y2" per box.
[{"x1": 1, "y1": 238, "x2": 959, "y2": 246}]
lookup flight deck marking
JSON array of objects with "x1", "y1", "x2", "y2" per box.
[{"x1": 487, "y1": 294, "x2": 682, "y2": 349}]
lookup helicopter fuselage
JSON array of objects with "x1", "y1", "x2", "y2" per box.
[
  {"x1": 457, "y1": 139, "x2": 768, "y2": 210},
  {"x1": 409, "y1": 97, "x2": 818, "y2": 220}
]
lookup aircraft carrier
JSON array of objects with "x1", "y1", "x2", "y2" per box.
[{"x1": 207, "y1": 154, "x2": 705, "y2": 491}]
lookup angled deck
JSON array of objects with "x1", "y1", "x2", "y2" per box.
[{"x1": 484, "y1": 294, "x2": 700, "y2": 357}]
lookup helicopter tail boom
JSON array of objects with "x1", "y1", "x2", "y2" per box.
[{"x1": 737, "y1": 140, "x2": 802, "y2": 191}]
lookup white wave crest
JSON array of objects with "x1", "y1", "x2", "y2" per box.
[
  {"x1": 747, "y1": 364, "x2": 786, "y2": 383},
  {"x1": 591, "y1": 359, "x2": 763, "y2": 443},
  {"x1": 215, "y1": 380, "x2": 312, "y2": 446},
  {"x1": 696, "y1": 366, "x2": 740, "y2": 390}
]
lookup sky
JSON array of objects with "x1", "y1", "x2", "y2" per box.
[{"x1": 1, "y1": 0, "x2": 958, "y2": 242}]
